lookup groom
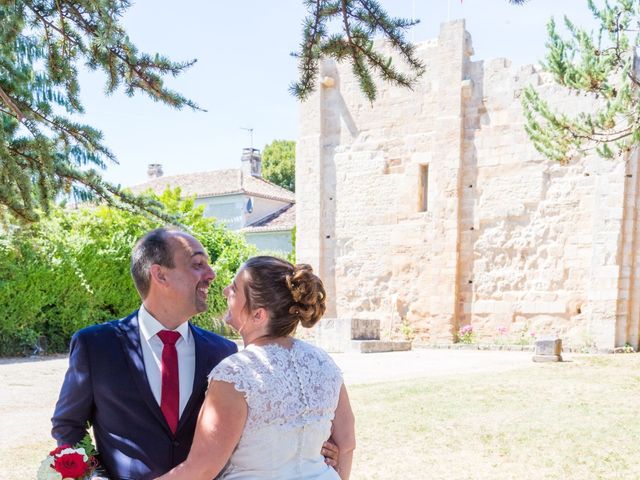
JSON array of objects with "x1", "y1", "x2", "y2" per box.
[{"x1": 51, "y1": 227, "x2": 238, "y2": 479}]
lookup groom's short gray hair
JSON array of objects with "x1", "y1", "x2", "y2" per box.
[{"x1": 130, "y1": 227, "x2": 177, "y2": 298}]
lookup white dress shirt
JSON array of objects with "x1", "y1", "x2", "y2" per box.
[{"x1": 138, "y1": 304, "x2": 196, "y2": 418}]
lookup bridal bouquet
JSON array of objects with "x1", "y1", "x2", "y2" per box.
[{"x1": 38, "y1": 434, "x2": 98, "y2": 480}]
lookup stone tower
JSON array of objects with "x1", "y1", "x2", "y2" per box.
[{"x1": 296, "y1": 20, "x2": 640, "y2": 351}]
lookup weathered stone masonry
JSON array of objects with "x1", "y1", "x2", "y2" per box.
[{"x1": 296, "y1": 20, "x2": 640, "y2": 351}]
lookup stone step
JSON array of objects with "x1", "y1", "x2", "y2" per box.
[
  {"x1": 351, "y1": 319, "x2": 380, "y2": 340},
  {"x1": 313, "y1": 318, "x2": 407, "y2": 352},
  {"x1": 351, "y1": 340, "x2": 412, "y2": 353}
]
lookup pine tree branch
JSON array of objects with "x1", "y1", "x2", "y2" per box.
[
  {"x1": 292, "y1": 0, "x2": 423, "y2": 101},
  {"x1": 355, "y1": 0, "x2": 423, "y2": 71},
  {"x1": 54, "y1": 0, "x2": 69, "y2": 58},
  {"x1": 15, "y1": 101, "x2": 114, "y2": 163},
  {"x1": 341, "y1": 1, "x2": 360, "y2": 72},
  {"x1": 26, "y1": 3, "x2": 60, "y2": 67},
  {"x1": 64, "y1": 2, "x2": 200, "y2": 109},
  {"x1": 290, "y1": 0, "x2": 326, "y2": 99},
  {"x1": 25, "y1": 1, "x2": 200, "y2": 110},
  {"x1": 0, "y1": 85, "x2": 24, "y2": 120},
  {"x1": 523, "y1": 0, "x2": 640, "y2": 163}
]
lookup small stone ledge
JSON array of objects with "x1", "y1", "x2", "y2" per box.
[
  {"x1": 414, "y1": 342, "x2": 535, "y2": 352},
  {"x1": 352, "y1": 340, "x2": 412, "y2": 353}
]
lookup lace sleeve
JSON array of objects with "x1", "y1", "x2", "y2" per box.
[{"x1": 207, "y1": 353, "x2": 253, "y2": 398}]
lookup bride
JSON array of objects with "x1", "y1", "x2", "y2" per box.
[{"x1": 156, "y1": 256, "x2": 355, "y2": 479}]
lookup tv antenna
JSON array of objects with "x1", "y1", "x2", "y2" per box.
[{"x1": 240, "y1": 127, "x2": 254, "y2": 151}]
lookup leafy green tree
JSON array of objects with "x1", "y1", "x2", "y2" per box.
[
  {"x1": 522, "y1": 0, "x2": 640, "y2": 163},
  {"x1": 262, "y1": 140, "x2": 296, "y2": 192},
  {"x1": 0, "y1": 0, "x2": 427, "y2": 223},
  {"x1": 0, "y1": 1, "x2": 198, "y2": 223},
  {"x1": 0, "y1": 187, "x2": 255, "y2": 355},
  {"x1": 288, "y1": 225, "x2": 296, "y2": 264}
]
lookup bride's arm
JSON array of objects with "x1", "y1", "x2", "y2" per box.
[
  {"x1": 331, "y1": 384, "x2": 356, "y2": 479},
  {"x1": 155, "y1": 380, "x2": 247, "y2": 480}
]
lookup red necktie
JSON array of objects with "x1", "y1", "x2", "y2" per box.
[{"x1": 157, "y1": 330, "x2": 181, "y2": 434}]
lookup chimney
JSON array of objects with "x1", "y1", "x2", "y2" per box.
[
  {"x1": 147, "y1": 164, "x2": 163, "y2": 179},
  {"x1": 241, "y1": 148, "x2": 262, "y2": 178}
]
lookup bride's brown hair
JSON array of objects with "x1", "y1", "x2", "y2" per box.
[{"x1": 240, "y1": 256, "x2": 326, "y2": 337}]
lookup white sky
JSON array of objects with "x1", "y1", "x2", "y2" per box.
[{"x1": 77, "y1": 1, "x2": 598, "y2": 187}]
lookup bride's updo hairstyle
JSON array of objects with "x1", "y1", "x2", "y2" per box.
[{"x1": 241, "y1": 256, "x2": 327, "y2": 337}]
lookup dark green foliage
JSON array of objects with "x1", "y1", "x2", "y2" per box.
[
  {"x1": 291, "y1": 0, "x2": 425, "y2": 102},
  {"x1": 522, "y1": 0, "x2": 640, "y2": 163},
  {"x1": 0, "y1": 0, "x2": 426, "y2": 223},
  {"x1": 0, "y1": 188, "x2": 255, "y2": 356},
  {"x1": 288, "y1": 225, "x2": 296, "y2": 264},
  {"x1": 0, "y1": 1, "x2": 200, "y2": 223},
  {"x1": 262, "y1": 139, "x2": 296, "y2": 192}
]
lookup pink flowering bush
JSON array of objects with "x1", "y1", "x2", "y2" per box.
[
  {"x1": 457, "y1": 325, "x2": 475, "y2": 344},
  {"x1": 495, "y1": 326, "x2": 509, "y2": 345}
]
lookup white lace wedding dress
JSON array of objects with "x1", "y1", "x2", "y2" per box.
[{"x1": 208, "y1": 338, "x2": 343, "y2": 479}]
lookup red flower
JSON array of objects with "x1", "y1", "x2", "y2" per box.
[
  {"x1": 49, "y1": 444, "x2": 72, "y2": 457},
  {"x1": 53, "y1": 452, "x2": 89, "y2": 478}
]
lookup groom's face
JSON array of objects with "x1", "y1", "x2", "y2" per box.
[{"x1": 163, "y1": 233, "x2": 216, "y2": 317}]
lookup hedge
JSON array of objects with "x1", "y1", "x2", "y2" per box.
[{"x1": 0, "y1": 189, "x2": 256, "y2": 356}]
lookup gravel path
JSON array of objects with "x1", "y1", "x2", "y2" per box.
[{"x1": 0, "y1": 348, "x2": 535, "y2": 479}]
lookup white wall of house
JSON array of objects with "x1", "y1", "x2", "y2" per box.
[
  {"x1": 195, "y1": 194, "x2": 291, "y2": 230},
  {"x1": 245, "y1": 231, "x2": 293, "y2": 254},
  {"x1": 194, "y1": 194, "x2": 247, "y2": 229},
  {"x1": 245, "y1": 197, "x2": 291, "y2": 225}
]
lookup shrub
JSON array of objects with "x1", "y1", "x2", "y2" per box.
[{"x1": 0, "y1": 188, "x2": 256, "y2": 356}]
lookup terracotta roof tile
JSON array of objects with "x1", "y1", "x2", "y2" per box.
[{"x1": 129, "y1": 169, "x2": 295, "y2": 203}]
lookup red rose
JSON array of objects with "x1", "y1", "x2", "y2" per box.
[
  {"x1": 53, "y1": 452, "x2": 89, "y2": 477},
  {"x1": 49, "y1": 444, "x2": 72, "y2": 457}
]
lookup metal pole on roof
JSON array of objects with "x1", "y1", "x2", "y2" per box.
[{"x1": 240, "y1": 127, "x2": 254, "y2": 151}]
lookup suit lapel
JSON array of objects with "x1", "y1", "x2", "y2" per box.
[
  {"x1": 115, "y1": 312, "x2": 172, "y2": 435},
  {"x1": 177, "y1": 324, "x2": 209, "y2": 432}
]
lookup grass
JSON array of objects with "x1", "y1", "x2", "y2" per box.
[
  {"x1": 348, "y1": 354, "x2": 640, "y2": 480},
  {"x1": 5, "y1": 354, "x2": 639, "y2": 479}
]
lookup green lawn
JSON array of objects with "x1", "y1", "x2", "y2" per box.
[
  {"x1": 8, "y1": 354, "x2": 639, "y2": 479},
  {"x1": 348, "y1": 354, "x2": 640, "y2": 480}
]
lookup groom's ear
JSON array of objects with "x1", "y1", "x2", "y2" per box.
[{"x1": 149, "y1": 264, "x2": 167, "y2": 285}]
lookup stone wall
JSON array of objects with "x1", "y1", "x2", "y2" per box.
[{"x1": 296, "y1": 20, "x2": 640, "y2": 351}]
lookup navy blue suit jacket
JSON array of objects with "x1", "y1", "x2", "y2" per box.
[{"x1": 52, "y1": 311, "x2": 238, "y2": 479}]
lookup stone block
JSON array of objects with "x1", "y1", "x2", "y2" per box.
[
  {"x1": 533, "y1": 338, "x2": 563, "y2": 362},
  {"x1": 532, "y1": 354, "x2": 563, "y2": 362},
  {"x1": 517, "y1": 301, "x2": 566, "y2": 314},
  {"x1": 535, "y1": 338, "x2": 562, "y2": 355},
  {"x1": 313, "y1": 318, "x2": 386, "y2": 352},
  {"x1": 351, "y1": 319, "x2": 380, "y2": 340},
  {"x1": 313, "y1": 318, "x2": 353, "y2": 353},
  {"x1": 353, "y1": 340, "x2": 412, "y2": 353}
]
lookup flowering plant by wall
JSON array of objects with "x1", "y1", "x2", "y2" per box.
[{"x1": 457, "y1": 325, "x2": 475, "y2": 344}]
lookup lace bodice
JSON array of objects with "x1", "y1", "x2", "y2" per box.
[{"x1": 208, "y1": 339, "x2": 343, "y2": 479}]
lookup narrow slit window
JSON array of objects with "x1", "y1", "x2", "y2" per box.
[{"x1": 419, "y1": 164, "x2": 429, "y2": 212}]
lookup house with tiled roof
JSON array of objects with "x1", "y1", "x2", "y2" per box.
[{"x1": 131, "y1": 148, "x2": 294, "y2": 253}]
